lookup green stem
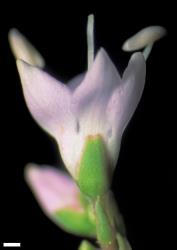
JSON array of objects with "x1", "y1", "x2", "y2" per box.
[{"x1": 94, "y1": 196, "x2": 119, "y2": 250}]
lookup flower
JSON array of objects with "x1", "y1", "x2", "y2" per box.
[
  {"x1": 9, "y1": 29, "x2": 146, "y2": 196},
  {"x1": 25, "y1": 164, "x2": 96, "y2": 236}
]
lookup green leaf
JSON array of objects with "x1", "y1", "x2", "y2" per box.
[
  {"x1": 53, "y1": 209, "x2": 96, "y2": 237},
  {"x1": 77, "y1": 135, "x2": 110, "y2": 199}
]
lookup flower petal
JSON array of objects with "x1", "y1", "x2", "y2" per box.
[
  {"x1": 16, "y1": 59, "x2": 72, "y2": 136},
  {"x1": 121, "y1": 52, "x2": 146, "y2": 129},
  {"x1": 106, "y1": 52, "x2": 146, "y2": 165},
  {"x1": 73, "y1": 48, "x2": 121, "y2": 107},
  {"x1": 67, "y1": 73, "x2": 85, "y2": 91},
  {"x1": 9, "y1": 29, "x2": 45, "y2": 68},
  {"x1": 58, "y1": 49, "x2": 121, "y2": 174},
  {"x1": 25, "y1": 164, "x2": 81, "y2": 214},
  {"x1": 71, "y1": 48, "x2": 121, "y2": 138}
]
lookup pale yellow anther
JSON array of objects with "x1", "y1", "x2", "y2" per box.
[
  {"x1": 122, "y1": 26, "x2": 167, "y2": 60},
  {"x1": 8, "y1": 28, "x2": 45, "y2": 68}
]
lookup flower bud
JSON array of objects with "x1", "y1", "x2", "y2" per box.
[{"x1": 25, "y1": 164, "x2": 96, "y2": 237}]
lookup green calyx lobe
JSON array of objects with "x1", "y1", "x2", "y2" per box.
[
  {"x1": 77, "y1": 135, "x2": 110, "y2": 199},
  {"x1": 54, "y1": 209, "x2": 96, "y2": 237},
  {"x1": 78, "y1": 240, "x2": 96, "y2": 250}
]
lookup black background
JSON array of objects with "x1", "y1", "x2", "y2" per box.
[{"x1": 0, "y1": 2, "x2": 176, "y2": 250}]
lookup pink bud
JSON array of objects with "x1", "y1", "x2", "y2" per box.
[{"x1": 25, "y1": 164, "x2": 83, "y2": 215}]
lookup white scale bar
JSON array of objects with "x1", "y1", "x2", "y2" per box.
[{"x1": 3, "y1": 243, "x2": 21, "y2": 247}]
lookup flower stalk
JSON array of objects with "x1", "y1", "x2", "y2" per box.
[{"x1": 94, "y1": 196, "x2": 118, "y2": 250}]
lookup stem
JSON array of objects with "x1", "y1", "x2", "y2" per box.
[
  {"x1": 102, "y1": 240, "x2": 118, "y2": 250},
  {"x1": 94, "y1": 196, "x2": 119, "y2": 250},
  {"x1": 87, "y1": 14, "x2": 94, "y2": 69}
]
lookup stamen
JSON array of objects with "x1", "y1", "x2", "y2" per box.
[
  {"x1": 143, "y1": 43, "x2": 153, "y2": 61},
  {"x1": 122, "y1": 26, "x2": 167, "y2": 60},
  {"x1": 87, "y1": 14, "x2": 94, "y2": 69}
]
